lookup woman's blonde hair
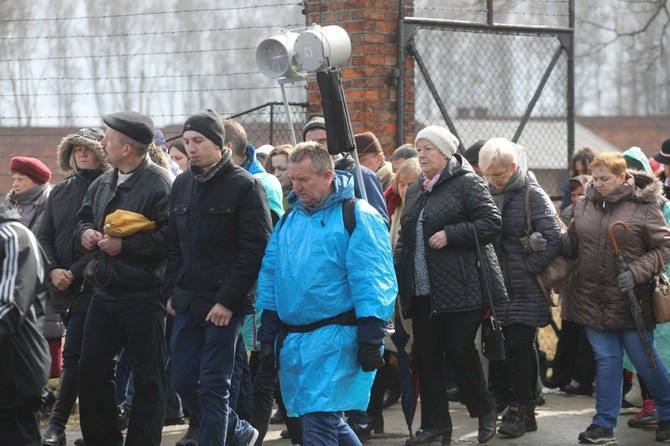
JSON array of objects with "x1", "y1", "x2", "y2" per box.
[
  {"x1": 478, "y1": 138, "x2": 517, "y2": 173},
  {"x1": 391, "y1": 158, "x2": 421, "y2": 195},
  {"x1": 590, "y1": 152, "x2": 627, "y2": 177}
]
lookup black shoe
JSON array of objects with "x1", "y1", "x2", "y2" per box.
[
  {"x1": 118, "y1": 404, "x2": 131, "y2": 431},
  {"x1": 175, "y1": 425, "x2": 199, "y2": 446},
  {"x1": 498, "y1": 403, "x2": 527, "y2": 438},
  {"x1": 543, "y1": 377, "x2": 568, "y2": 389},
  {"x1": 42, "y1": 424, "x2": 66, "y2": 446},
  {"x1": 348, "y1": 421, "x2": 373, "y2": 443},
  {"x1": 446, "y1": 386, "x2": 461, "y2": 403},
  {"x1": 164, "y1": 416, "x2": 187, "y2": 426},
  {"x1": 73, "y1": 439, "x2": 85, "y2": 446},
  {"x1": 578, "y1": 424, "x2": 614, "y2": 443},
  {"x1": 270, "y1": 410, "x2": 284, "y2": 424},
  {"x1": 562, "y1": 381, "x2": 593, "y2": 396},
  {"x1": 478, "y1": 409, "x2": 497, "y2": 443},
  {"x1": 405, "y1": 428, "x2": 451, "y2": 445},
  {"x1": 368, "y1": 416, "x2": 384, "y2": 434},
  {"x1": 657, "y1": 419, "x2": 670, "y2": 442},
  {"x1": 280, "y1": 429, "x2": 290, "y2": 439}
]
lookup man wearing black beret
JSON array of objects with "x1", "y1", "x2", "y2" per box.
[{"x1": 76, "y1": 111, "x2": 173, "y2": 446}]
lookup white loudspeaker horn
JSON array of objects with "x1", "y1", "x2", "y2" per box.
[
  {"x1": 256, "y1": 30, "x2": 301, "y2": 79},
  {"x1": 294, "y1": 25, "x2": 351, "y2": 73}
]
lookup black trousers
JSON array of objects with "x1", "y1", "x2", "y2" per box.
[
  {"x1": 551, "y1": 319, "x2": 595, "y2": 386},
  {"x1": 0, "y1": 407, "x2": 42, "y2": 446},
  {"x1": 78, "y1": 290, "x2": 167, "y2": 446},
  {"x1": 412, "y1": 297, "x2": 495, "y2": 430},
  {"x1": 504, "y1": 323, "x2": 538, "y2": 404}
]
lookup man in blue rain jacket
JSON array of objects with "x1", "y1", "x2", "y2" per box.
[{"x1": 256, "y1": 142, "x2": 397, "y2": 445}]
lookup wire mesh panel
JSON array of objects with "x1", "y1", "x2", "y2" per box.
[
  {"x1": 228, "y1": 102, "x2": 309, "y2": 149},
  {"x1": 404, "y1": 22, "x2": 572, "y2": 198}
]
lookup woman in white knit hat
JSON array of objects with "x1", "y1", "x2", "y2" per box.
[{"x1": 394, "y1": 125, "x2": 508, "y2": 445}]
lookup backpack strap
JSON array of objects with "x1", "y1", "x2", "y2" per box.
[{"x1": 341, "y1": 198, "x2": 358, "y2": 237}]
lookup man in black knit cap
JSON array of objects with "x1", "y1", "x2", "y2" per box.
[{"x1": 164, "y1": 109, "x2": 270, "y2": 446}]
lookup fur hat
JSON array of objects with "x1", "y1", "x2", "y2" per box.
[
  {"x1": 653, "y1": 139, "x2": 670, "y2": 165},
  {"x1": 415, "y1": 125, "x2": 460, "y2": 158},
  {"x1": 182, "y1": 109, "x2": 225, "y2": 149},
  {"x1": 103, "y1": 111, "x2": 155, "y2": 145},
  {"x1": 302, "y1": 116, "x2": 326, "y2": 142},
  {"x1": 10, "y1": 156, "x2": 52, "y2": 184},
  {"x1": 355, "y1": 132, "x2": 382, "y2": 154},
  {"x1": 57, "y1": 128, "x2": 109, "y2": 173}
]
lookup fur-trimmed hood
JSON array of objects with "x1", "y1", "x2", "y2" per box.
[
  {"x1": 56, "y1": 133, "x2": 109, "y2": 173},
  {"x1": 585, "y1": 169, "x2": 664, "y2": 206}
]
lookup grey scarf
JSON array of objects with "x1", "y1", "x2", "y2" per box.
[{"x1": 489, "y1": 168, "x2": 527, "y2": 213}]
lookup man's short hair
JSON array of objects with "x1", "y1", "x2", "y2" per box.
[
  {"x1": 290, "y1": 141, "x2": 334, "y2": 175},
  {"x1": 223, "y1": 119, "x2": 248, "y2": 160},
  {"x1": 391, "y1": 143, "x2": 418, "y2": 162},
  {"x1": 118, "y1": 132, "x2": 150, "y2": 157}
]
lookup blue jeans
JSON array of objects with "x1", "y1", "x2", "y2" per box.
[
  {"x1": 171, "y1": 310, "x2": 253, "y2": 446},
  {"x1": 302, "y1": 412, "x2": 362, "y2": 446},
  {"x1": 61, "y1": 312, "x2": 86, "y2": 370},
  {"x1": 586, "y1": 327, "x2": 670, "y2": 428}
]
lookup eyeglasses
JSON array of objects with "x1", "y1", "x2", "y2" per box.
[{"x1": 485, "y1": 167, "x2": 510, "y2": 180}]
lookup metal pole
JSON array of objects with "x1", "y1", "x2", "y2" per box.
[{"x1": 280, "y1": 83, "x2": 298, "y2": 146}]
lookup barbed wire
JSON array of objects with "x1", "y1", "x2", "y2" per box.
[
  {"x1": 0, "y1": 4, "x2": 303, "y2": 23},
  {"x1": 0, "y1": 72, "x2": 259, "y2": 82},
  {"x1": 0, "y1": 47, "x2": 256, "y2": 63},
  {"x1": 0, "y1": 24, "x2": 300, "y2": 41},
  {"x1": 0, "y1": 85, "x2": 299, "y2": 97},
  {"x1": 410, "y1": 6, "x2": 570, "y2": 19}
]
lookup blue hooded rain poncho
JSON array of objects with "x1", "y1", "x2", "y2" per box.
[{"x1": 256, "y1": 170, "x2": 397, "y2": 416}]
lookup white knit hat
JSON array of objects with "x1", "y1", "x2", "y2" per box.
[{"x1": 415, "y1": 125, "x2": 460, "y2": 158}]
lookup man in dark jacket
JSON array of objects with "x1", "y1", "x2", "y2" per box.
[
  {"x1": 0, "y1": 197, "x2": 51, "y2": 445},
  {"x1": 37, "y1": 128, "x2": 109, "y2": 446},
  {"x1": 76, "y1": 111, "x2": 172, "y2": 446},
  {"x1": 164, "y1": 110, "x2": 271, "y2": 446}
]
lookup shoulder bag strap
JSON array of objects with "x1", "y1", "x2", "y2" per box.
[
  {"x1": 524, "y1": 187, "x2": 533, "y2": 235},
  {"x1": 472, "y1": 226, "x2": 498, "y2": 319}
]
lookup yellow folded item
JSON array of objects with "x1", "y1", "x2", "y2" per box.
[{"x1": 103, "y1": 210, "x2": 156, "y2": 237}]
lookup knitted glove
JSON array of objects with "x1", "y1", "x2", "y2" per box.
[
  {"x1": 617, "y1": 270, "x2": 635, "y2": 292},
  {"x1": 529, "y1": 232, "x2": 547, "y2": 252}
]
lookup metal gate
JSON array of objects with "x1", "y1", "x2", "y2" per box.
[{"x1": 398, "y1": 18, "x2": 574, "y2": 198}]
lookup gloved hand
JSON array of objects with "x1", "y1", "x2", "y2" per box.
[
  {"x1": 529, "y1": 232, "x2": 547, "y2": 252},
  {"x1": 618, "y1": 270, "x2": 636, "y2": 292},
  {"x1": 358, "y1": 344, "x2": 385, "y2": 372},
  {"x1": 260, "y1": 342, "x2": 275, "y2": 371}
]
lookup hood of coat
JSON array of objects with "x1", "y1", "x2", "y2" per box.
[
  {"x1": 56, "y1": 133, "x2": 110, "y2": 173},
  {"x1": 428, "y1": 153, "x2": 472, "y2": 188},
  {"x1": 585, "y1": 169, "x2": 664, "y2": 206}
]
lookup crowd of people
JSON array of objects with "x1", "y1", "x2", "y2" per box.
[{"x1": 2, "y1": 107, "x2": 670, "y2": 446}]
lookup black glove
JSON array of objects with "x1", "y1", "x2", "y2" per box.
[
  {"x1": 358, "y1": 344, "x2": 385, "y2": 372},
  {"x1": 617, "y1": 270, "x2": 635, "y2": 293},
  {"x1": 260, "y1": 342, "x2": 275, "y2": 371}
]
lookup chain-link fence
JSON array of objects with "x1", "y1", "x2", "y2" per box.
[
  {"x1": 401, "y1": 20, "x2": 573, "y2": 199},
  {"x1": 227, "y1": 102, "x2": 310, "y2": 149}
]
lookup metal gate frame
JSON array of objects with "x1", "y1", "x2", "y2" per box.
[{"x1": 397, "y1": 9, "x2": 575, "y2": 164}]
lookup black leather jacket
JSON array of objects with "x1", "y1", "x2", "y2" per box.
[
  {"x1": 394, "y1": 155, "x2": 508, "y2": 317},
  {"x1": 75, "y1": 158, "x2": 173, "y2": 295}
]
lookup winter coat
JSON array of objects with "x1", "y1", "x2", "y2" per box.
[
  {"x1": 563, "y1": 171, "x2": 670, "y2": 330},
  {"x1": 8, "y1": 183, "x2": 51, "y2": 232},
  {"x1": 256, "y1": 171, "x2": 397, "y2": 416},
  {"x1": 163, "y1": 152, "x2": 272, "y2": 319},
  {"x1": 75, "y1": 157, "x2": 173, "y2": 294},
  {"x1": 0, "y1": 205, "x2": 50, "y2": 415},
  {"x1": 37, "y1": 169, "x2": 106, "y2": 315},
  {"x1": 492, "y1": 170, "x2": 562, "y2": 328},
  {"x1": 394, "y1": 154, "x2": 508, "y2": 318}
]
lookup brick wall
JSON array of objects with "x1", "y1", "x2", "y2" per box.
[
  {"x1": 304, "y1": 0, "x2": 415, "y2": 154},
  {"x1": 577, "y1": 116, "x2": 670, "y2": 158}
]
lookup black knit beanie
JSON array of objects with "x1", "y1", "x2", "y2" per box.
[{"x1": 182, "y1": 109, "x2": 225, "y2": 149}]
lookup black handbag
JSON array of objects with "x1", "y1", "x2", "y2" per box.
[{"x1": 473, "y1": 228, "x2": 506, "y2": 362}]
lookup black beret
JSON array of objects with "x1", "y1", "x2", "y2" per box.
[{"x1": 103, "y1": 111, "x2": 155, "y2": 145}]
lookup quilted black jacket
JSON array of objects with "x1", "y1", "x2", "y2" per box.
[{"x1": 394, "y1": 154, "x2": 508, "y2": 318}]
